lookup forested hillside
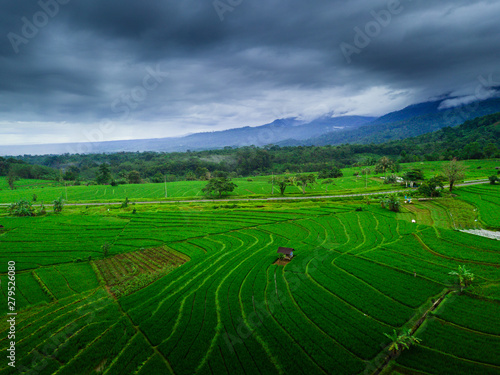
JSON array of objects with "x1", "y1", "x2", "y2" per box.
[{"x1": 283, "y1": 98, "x2": 500, "y2": 147}]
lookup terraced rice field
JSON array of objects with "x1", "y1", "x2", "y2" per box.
[
  {"x1": 0, "y1": 198, "x2": 499, "y2": 375},
  {"x1": 95, "y1": 247, "x2": 189, "y2": 298},
  {"x1": 455, "y1": 184, "x2": 500, "y2": 229}
]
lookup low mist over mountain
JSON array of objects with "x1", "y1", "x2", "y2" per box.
[
  {"x1": 2, "y1": 97, "x2": 500, "y2": 156},
  {"x1": 0, "y1": 116, "x2": 373, "y2": 155},
  {"x1": 279, "y1": 97, "x2": 500, "y2": 147}
]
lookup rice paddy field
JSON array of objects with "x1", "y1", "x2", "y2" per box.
[
  {"x1": 0, "y1": 174, "x2": 393, "y2": 204},
  {"x1": 455, "y1": 184, "x2": 500, "y2": 229},
  {"x1": 395, "y1": 159, "x2": 500, "y2": 181},
  {"x1": 0, "y1": 181, "x2": 499, "y2": 375},
  {"x1": 0, "y1": 159, "x2": 497, "y2": 204}
]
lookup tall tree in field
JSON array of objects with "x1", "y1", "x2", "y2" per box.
[
  {"x1": 7, "y1": 169, "x2": 16, "y2": 190},
  {"x1": 295, "y1": 174, "x2": 316, "y2": 194},
  {"x1": 128, "y1": 170, "x2": 141, "y2": 184},
  {"x1": 96, "y1": 163, "x2": 112, "y2": 185},
  {"x1": 442, "y1": 159, "x2": 466, "y2": 192},
  {"x1": 403, "y1": 168, "x2": 424, "y2": 188},
  {"x1": 376, "y1": 156, "x2": 393, "y2": 178},
  {"x1": 202, "y1": 176, "x2": 237, "y2": 198},
  {"x1": 275, "y1": 177, "x2": 292, "y2": 195},
  {"x1": 418, "y1": 176, "x2": 447, "y2": 197}
]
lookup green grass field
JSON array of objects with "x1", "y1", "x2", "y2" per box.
[
  {"x1": 0, "y1": 186, "x2": 499, "y2": 374},
  {"x1": 0, "y1": 174, "x2": 396, "y2": 204},
  {"x1": 395, "y1": 159, "x2": 500, "y2": 181},
  {"x1": 1, "y1": 159, "x2": 497, "y2": 204}
]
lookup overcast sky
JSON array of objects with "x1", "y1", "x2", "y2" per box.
[{"x1": 1, "y1": 0, "x2": 499, "y2": 145}]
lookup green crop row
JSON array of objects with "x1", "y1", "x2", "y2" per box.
[
  {"x1": 457, "y1": 185, "x2": 500, "y2": 229},
  {"x1": 286, "y1": 271, "x2": 388, "y2": 360},
  {"x1": 416, "y1": 319, "x2": 500, "y2": 366},
  {"x1": 136, "y1": 353, "x2": 172, "y2": 375},
  {"x1": 397, "y1": 344, "x2": 500, "y2": 375},
  {"x1": 434, "y1": 294, "x2": 500, "y2": 335},
  {"x1": 418, "y1": 229, "x2": 500, "y2": 265},
  {"x1": 104, "y1": 334, "x2": 154, "y2": 375},
  {"x1": 335, "y1": 255, "x2": 444, "y2": 308},
  {"x1": 57, "y1": 318, "x2": 136, "y2": 375},
  {"x1": 307, "y1": 262, "x2": 414, "y2": 326}
]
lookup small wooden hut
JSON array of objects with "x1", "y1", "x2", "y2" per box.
[{"x1": 277, "y1": 247, "x2": 294, "y2": 260}]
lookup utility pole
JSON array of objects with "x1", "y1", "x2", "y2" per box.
[
  {"x1": 272, "y1": 172, "x2": 274, "y2": 195},
  {"x1": 164, "y1": 176, "x2": 167, "y2": 198}
]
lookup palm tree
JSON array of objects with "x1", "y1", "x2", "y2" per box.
[
  {"x1": 384, "y1": 329, "x2": 421, "y2": 356},
  {"x1": 449, "y1": 265, "x2": 474, "y2": 291},
  {"x1": 377, "y1": 156, "x2": 393, "y2": 178},
  {"x1": 381, "y1": 194, "x2": 400, "y2": 212},
  {"x1": 295, "y1": 174, "x2": 316, "y2": 194},
  {"x1": 278, "y1": 180, "x2": 288, "y2": 195}
]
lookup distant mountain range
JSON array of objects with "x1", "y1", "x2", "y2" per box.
[
  {"x1": 278, "y1": 97, "x2": 500, "y2": 147},
  {"x1": 2, "y1": 97, "x2": 500, "y2": 156},
  {"x1": 0, "y1": 116, "x2": 375, "y2": 155}
]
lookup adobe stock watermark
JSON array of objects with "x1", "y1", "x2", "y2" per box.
[
  {"x1": 243, "y1": 119, "x2": 288, "y2": 147},
  {"x1": 442, "y1": 72, "x2": 500, "y2": 125},
  {"x1": 15, "y1": 293, "x2": 112, "y2": 375},
  {"x1": 340, "y1": 0, "x2": 412, "y2": 64},
  {"x1": 223, "y1": 245, "x2": 331, "y2": 353},
  {"x1": 111, "y1": 64, "x2": 169, "y2": 118},
  {"x1": 65, "y1": 63, "x2": 169, "y2": 154},
  {"x1": 242, "y1": 105, "x2": 294, "y2": 147},
  {"x1": 7, "y1": 0, "x2": 71, "y2": 54},
  {"x1": 213, "y1": 0, "x2": 243, "y2": 21}
]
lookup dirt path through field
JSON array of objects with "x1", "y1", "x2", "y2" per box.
[{"x1": 371, "y1": 290, "x2": 451, "y2": 375}]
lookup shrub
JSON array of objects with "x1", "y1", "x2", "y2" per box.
[
  {"x1": 384, "y1": 174, "x2": 398, "y2": 184},
  {"x1": 9, "y1": 199, "x2": 35, "y2": 217},
  {"x1": 418, "y1": 176, "x2": 446, "y2": 197},
  {"x1": 489, "y1": 175, "x2": 499, "y2": 185},
  {"x1": 318, "y1": 167, "x2": 343, "y2": 179},
  {"x1": 128, "y1": 171, "x2": 142, "y2": 184},
  {"x1": 121, "y1": 197, "x2": 130, "y2": 208},
  {"x1": 38, "y1": 202, "x2": 47, "y2": 216},
  {"x1": 53, "y1": 197, "x2": 64, "y2": 213},
  {"x1": 102, "y1": 243, "x2": 111, "y2": 257},
  {"x1": 382, "y1": 194, "x2": 400, "y2": 212}
]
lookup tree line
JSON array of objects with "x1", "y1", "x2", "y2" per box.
[{"x1": 2, "y1": 112, "x2": 499, "y2": 187}]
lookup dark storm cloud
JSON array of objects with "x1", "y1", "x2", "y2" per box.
[{"x1": 0, "y1": 0, "x2": 499, "y2": 144}]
